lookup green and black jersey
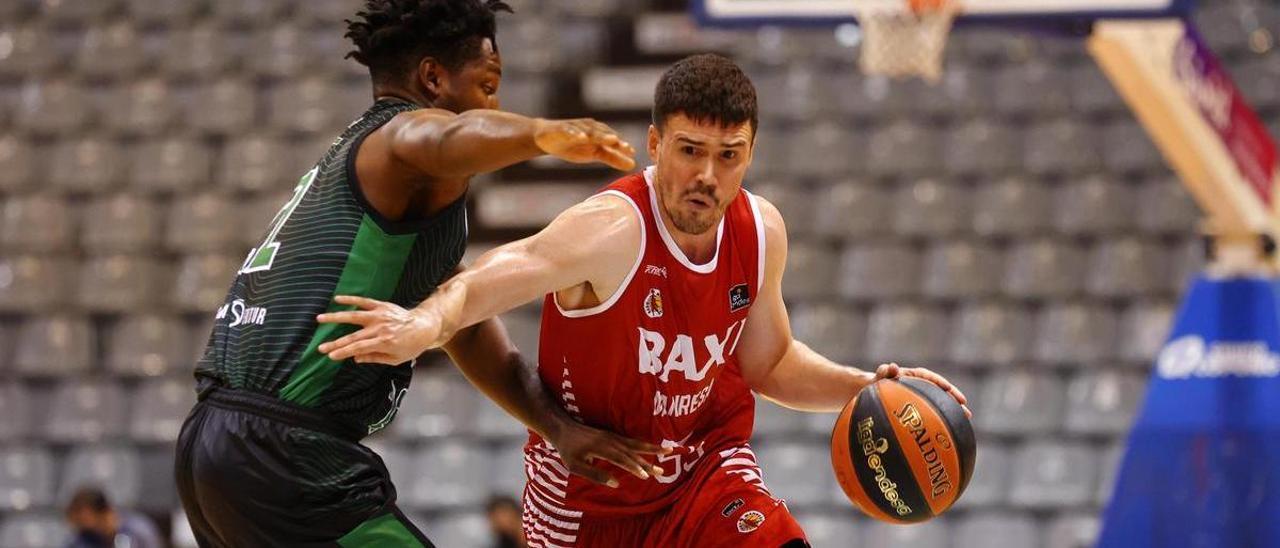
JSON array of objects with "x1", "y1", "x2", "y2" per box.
[{"x1": 195, "y1": 98, "x2": 467, "y2": 437}]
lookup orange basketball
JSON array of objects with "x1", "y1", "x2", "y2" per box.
[{"x1": 830, "y1": 377, "x2": 976, "y2": 524}]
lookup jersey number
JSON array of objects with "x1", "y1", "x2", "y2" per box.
[{"x1": 239, "y1": 167, "x2": 319, "y2": 274}]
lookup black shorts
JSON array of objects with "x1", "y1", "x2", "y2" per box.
[{"x1": 174, "y1": 387, "x2": 434, "y2": 548}]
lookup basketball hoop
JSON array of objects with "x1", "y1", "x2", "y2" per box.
[{"x1": 855, "y1": 0, "x2": 960, "y2": 82}]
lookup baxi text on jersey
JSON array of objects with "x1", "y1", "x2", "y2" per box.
[
  {"x1": 214, "y1": 299, "x2": 268, "y2": 327},
  {"x1": 636, "y1": 319, "x2": 746, "y2": 383}
]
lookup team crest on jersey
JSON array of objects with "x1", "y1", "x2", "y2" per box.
[
  {"x1": 737, "y1": 510, "x2": 766, "y2": 533},
  {"x1": 643, "y1": 288, "x2": 664, "y2": 319},
  {"x1": 729, "y1": 284, "x2": 751, "y2": 312}
]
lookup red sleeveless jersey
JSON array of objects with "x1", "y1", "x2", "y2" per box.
[{"x1": 527, "y1": 167, "x2": 767, "y2": 517}]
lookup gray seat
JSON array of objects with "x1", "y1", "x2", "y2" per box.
[
  {"x1": 0, "y1": 194, "x2": 73, "y2": 253},
  {"x1": 0, "y1": 24, "x2": 59, "y2": 78},
  {"x1": 952, "y1": 442, "x2": 1009, "y2": 509},
  {"x1": 1136, "y1": 176, "x2": 1199, "y2": 235},
  {"x1": 103, "y1": 77, "x2": 175, "y2": 137},
  {"x1": 1101, "y1": 119, "x2": 1164, "y2": 174},
  {"x1": 390, "y1": 369, "x2": 478, "y2": 440},
  {"x1": 250, "y1": 24, "x2": 309, "y2": 78},
  {"x1": 125, "y1": 0, "x2": 201, "y2": 25},
  {"x1": 750, "y1": 126, "x2": 791, "y2": 178},
  {"x1": 1117, "y1": 301, "x2": 1175, "y2": 366},
  {"x1": 797, "y1": 512, "x2": 860, "y2": 548},
  {"x1": 171, "y1": 254, "x2": 240, "y2": 313},
  {"x1": 47, "y1": 380, "x2": 128, "y2": 444},
  {"x1": 0, "y1": 255, "x2": 74, "y2": 313},
  {"x1": 423, "y1": 511, "x2": 489, "y2": 548},
  {"x1": 166, "y1": 194, "x2": 239, "y2": 252},
  {"x1": 0, "y1": 134, "x2": 36, "y2": 192},
  {"x1": 1235, "y1": 56, "x2": 1280, "y2": 112},
  {"x1": 948, "y1": 302, "x2": 1033, "y2": 368},
  {"x1": 783, "y1": 242, "x2": 837, "y2": 301},
  {"x1": 496, "y1": 16, "x2": 555, "y2": 73},
  {"x1": 921, "y1": 240, "x2": 1001, "y2": 300},
  {"x1": 993, "y1": 60, "x2": 1071, "y2": 118},
  {"x1": 500, "y1": 311, "x2": 541, "y2": 358},
  {"x1": 211, "y1": 0, "x2": 284, "y2": 23},
  {"x1": 977, "y1": 371, "x2": 1064, "y2": 436},
  {"x1": 1167, "y1": 237, "x2": 1205, "y2": 293},
  {"x1": 129, "y1": 377, "x2": 196, "y2": 443},
  {"x1": 1065, "y1": 371, "x2": 1145, "y2": 436},
  {"x1": 191, "y1": 78, "x2": 256, "y2": 136},
  {"x1": 473, "y1": 396, "x2": 528, "y2": 441},
  {"x1": 406, "y1": 441, "x2": 489, "y2": 510},
  {"x1": 892, "y1": 178, "x2": 970, "y2": 237},
  {"x1": 239, "y1": 192, "x2": 293, "y2": 246},
  {"x1": 130, "y1": 137, "x2": 212, "y2": 194},
  {"x1": 15, "y1": 80, "x2": 90, "y2": 136},
  {"x1": 1052, "y1": 176, "x2": 1134, "y2": 237},
  {"x1": 1096, "y1": 443, "x2": 1126, "y2": 506},
  {"x1": 135, "y1": 447, "x2": 178, "y2": 513},
  {"x1": 862, "y1": 518, "x2": 949, "y2": 548},
  {"x1": 929, "y1": 62, "x2": 992, "y2": 118},
  {"x1": 0, "y1": 446, "x2": 55, "y2": 511},
  {"x1": 1069, "y1": 62, "x2": 1126, "y2": 116},
  {"x1": 0, "y1": 383, "x2": 34, "y2": 441},
  {"x1": 755, "y1": 441, "x2": 827, "y2": 508},
  {"x1": 364, "y1": 441, "x2": 413, "y2": 500},
  {"x1": 1194, "y1": 3, "x2": 1254, "y2": 56},
  {"x1": 1009, "y1": 441, "x2": 1098, "y2": 509},
  {"x1": 107, "y1": 314, "x2": 190, "y2": 377},
  {"x1": 218, "y1": 134, "x2": 292, "y2": 193},
  {"x1": 867, "y1": 122, "x2": 941, "y2": 177},
  {"x1": 749, "y1": 182, "x2": 815, "y2": 237},
  {"x1": 161, "y1": 24, "x2": 236, "y2": 80},
  {"x1": 75, "y1": 21, "x2": 144, "y2": 79},
  {"x1": 1046, "y1": 513, "x2": 1102, "y2": 548},
  {"x1": 269, "y1": 78, "x2": 342, "y2": 135},
  {"x1": 865, "y1": 304, "x2": 948, "y2": 365},
  {"x1": 78, "y1": 255, "x2": 166, "y2": 313},
  {"x1": 789, "y1": 303, "x2": 864, "y2": 364},
  {"x1": 1001, "y1": 238, "x2": 1086, "y2": 299},
  {"x1": 838, "y1": 242, "x2": 921, "y2": 301},
  {"x1": 81, "y1": 194, "x2": 161, "y2": 253},
  {"x1": 1085, "y1": 237, "x2": 1167, "y2": 298},
  {"x1": 0, "y1": 512, "x2": 69, "y2": 548},
  {"x1": 48, "y1": 136, "x2": 123, "y2": 194},
  {"x1": 41, "y1": 0, "x2": 117, "y2": 23},
  {"x1": 57, "y1": 446, "x2": 141, "y2": 508},
  {"x1": 954, "y1": 512, "x2": 1040, "y2": 548},
  {"x1": 291, "y1": 0, "x2": 352, "y2": 25},
  {"x1": 488, "y1": 440, "x2": 528, "y2": 498},
  {"x1": 838, "y1": 74, "x2": 912, "y2": 122},
  {"x1": 753, "y1": 398, "x2": 807, "y2": 439},
  {"x1": 1024, "y1": 119, "x2": 1101, "y2": 176},
  {"x1": 13, "y1": 315, "x2": 93, "y2": 378},
  {"x1": 813, "y1": 182, "x2": 891, "y2": 240},
  {"x1": 943, "y1": 119, "x2": 1017, "y2": 177},
  {"x1": 496, "y1": 74, "x2": 550, "y2": 117},
  {"x1": 1032, "y1": 303, "x2": 1118, "y2": 366},
  {"x1": 789, "y1": 122, "x2": 858, "y2": 179}
]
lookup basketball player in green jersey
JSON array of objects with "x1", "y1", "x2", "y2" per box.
[{"x1": 174, "y1": 1, "x2": 664, "y2": 546}]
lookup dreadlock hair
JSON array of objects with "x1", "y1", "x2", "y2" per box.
[{"x1": 345, "y1": 0, "x2": 513, "y2": 86}]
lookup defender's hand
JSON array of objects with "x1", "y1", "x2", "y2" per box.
[
  {"x1": 316, "y1": 295, "x2": 441, "y2": 365},
  {"x1": 548, "y1": 420, "x2": 670, "y2": 488},
  {"x1": 875, "y1": 363, "x2": 973, "y2": 419},
  {"x1": 534, "y1": 118, "x2": 636, "y2": 171}
]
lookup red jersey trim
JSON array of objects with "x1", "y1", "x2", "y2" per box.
[
  {"x1": 643, "y1": 167, "x2": 725, "y2": 274},
  {"x1": 552, "y1": 189, "x2": 647, "y2": 318},
  {"x1": 743, "y1": 189, "x2": 767, "y2": 292}
]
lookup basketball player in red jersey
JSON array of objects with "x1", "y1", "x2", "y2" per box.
[{"x1": 318, "y1": 54, "x2": 971, "y2": 547}]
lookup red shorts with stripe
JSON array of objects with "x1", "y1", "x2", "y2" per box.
[{"x1": 521, "y1": 445, "x2": 807, "y2": 548}]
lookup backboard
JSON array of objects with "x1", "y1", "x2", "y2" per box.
[{"x1": 690, "y1": 0, "x2": 1195, "y2": 28}]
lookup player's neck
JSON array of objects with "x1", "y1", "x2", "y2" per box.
[{"x1": 656, "y1": 201, "x2": 718, "y2": 265}]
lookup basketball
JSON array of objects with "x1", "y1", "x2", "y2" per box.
[{"x1": 830, "y1": 377, "x2": 977, "y2": 524}]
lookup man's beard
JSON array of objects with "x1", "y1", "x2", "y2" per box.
[{"x1": 664, "y1": 188, "x2": 722, "y2": 235}]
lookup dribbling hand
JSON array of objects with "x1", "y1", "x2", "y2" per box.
[
  {"x1": 534, "y1": 118, "x2": 637, "y2": 171},
  {"x1": 874, "y1": 362, "x2": 973, "y2": 419}
]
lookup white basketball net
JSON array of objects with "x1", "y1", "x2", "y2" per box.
[{"x1": 855, "y1": 1, "x2": 960, "y2": 82}]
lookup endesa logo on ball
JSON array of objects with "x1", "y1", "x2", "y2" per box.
[{"x1": 857, "y1": 417, "x2": 912, "y2": 517}]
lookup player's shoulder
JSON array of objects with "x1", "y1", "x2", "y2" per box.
[{"x1": 742, "y1": 190, "x2": 788, "y2": 248}]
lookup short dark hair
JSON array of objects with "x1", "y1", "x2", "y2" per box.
[
  {"x1": 66, "y1": 487, "x2": 110, "y2": 515},
  {"x1": 653, "y1": 53, "x2": 758, "y2": 137},
  {"x1": 345, "y1": 0, "x2": 512, "y2": 85}
]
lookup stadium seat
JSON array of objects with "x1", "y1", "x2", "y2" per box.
[
  {"x1": 75, "y1": 21, "x2": 143, "y2": 79},
  {"x1": 993, "y1": 60, "x2": 1071, "y2": 118},
  {"x1": 56, "y1": 445, "x2": 142, "y2": 508},
  {"x1": 954, "y1": 512, "x2": 1040, "y2": 548},
  {"x1": 1001, "y1": 238, "x2": 1086, "y2": 299},
  {"x1": 1135, "y1": 176, "x2": 1199, "y2": 236},
  {"x1": 0, "y1": 24, "x2": 58, "y2": 78},
  {"x1": 48, "y1": 136, "x2": 123, "y2": 194},
  {"x1": 125, "y1": 0, "x2": 200, "y2": 25},
  {"x1": 250, "y1": 24, "x2": 309, "y2": 78},
  {"x1": 892, "y1": 178, "x2": 970, "y2": 237},
  {"x1": 211, "y1": 0, "x2": 283, "y2": 24},
  {"x1": 0, "y1": 512, "x2": 69, "y2": 548},
  {"x1": 1065, "y1": 370, "x2": 1145, "y2": 436},
  {"x1": 495, "y1": 16, "x2": 555, "y2": 73},
  {"x1": 931, "y1": 62, "x2": 993, "y2": 118},
  {"x1": 268, "y1": 78, "x2": 342, "y2": 135},
  {"x1": 838, "y1": 242, "x2": 921, "y2": 301},
  {"x1": 15, "y1": 79, "x2": 90, "y2": 136},
  {"x1": 1069, "y1": 62, "x2": 1126, "y2": 116},
  {"x1": 789, "y1": 303, "x2": 864, "y2": 364},
  {"x1": 551, "y1": 0, "x2": 624, "y2": 18},
  {"x1": 406, "y1": 441, "x2": 489, "y2": 510},
  {"x1": 190, "y1": 78, "x2": 256, "y2": 136},
  {"x1": 496, "y1": 74, "x2": 550, "y2": 117},
  {"x1": 971, "y1": 176, "x2": 1051, "y2": 238},
  {"x1": 135, "y1": 447, "x2": 178, "y2": 513},
  {"x1": 789, "y1": 121, "x2": 858, "y2": 179},
  {"x1": 977, "y1": 371, "x2": 1065, "y2": 435},
  {"x1": 750, "y1": 125, "x2": 791, "y2": 177},
  {"x1": 551, "y1": 18, "x2": 609, "y2": 71},
  {"x1": 78, "y1": 255, "x2": 167, "y2": 313},
  {"x1": 0, "y1": 446, "x2": 56, "y2": 512},
  {"x1": 1009, "y1": 441, "x2": 1098, "y2": 509},
  {"x1": 390, "y1": 369, "x2": 478, "y2": 440},
  {"x1": 218, "y1": 134, "x2": 292, "y2": 193},
  {"x1": 797, "y1": 512, "x2": 862, "y2": 548},
  {"x1": 1101, "y1": 119, "x2": 1165, "y2": 174},
  {"x1": 423, "y1": 511, "x2": 489, "y2": 548},
  {"x1": 0, "y1": 194, "x2": 74, "y2": 253},
  {"x1": 804, "y1": 411, "x2": 842, "y2": 438},
  {"x1": 129, "y1": 377, "x2": 196, "y2": 444},
  {"x1": 166, "y1": 193, "x2": 239, "y2": 253},
  {"x1": 943, "y1": 119, "x2": 1018, "y2": 177},
  {"x1": 1024, "y1": 119, "x2": 1101, "y2": 176},
  {"x1": 1117, "y1": 301, "x2": 1175, "y2": 366},
  {"x1": 364, "y1": 440, "x2": 413, "y2": 499},
  {"x1": 867, "y1": 122, "x2": 941, "y2": 178},
  {"x1": 170, "y1": 254, "x2": 240, "y2": 313},
  {"x1": 0, "y1": 383, "x2": 33, "y2": 441},
  {"x1": 1096, "y1": 443, "x2": 1126, "y2": 506},
  {"x1": 1045, "y1": 513, "x2": 1102, "y2": 548},
  {"x1": 921, "y1": 240, "x2": 1002, "y2": 300},
  {"x1": 130, "y1": 136, "x2": 212, "y2": 194},
  {"x1": 754, "y1": 399, "x2": 807, "y2": 439},
  {"x1": 1167, "y1": 237, "x2": 1205, "y2": 294},
  {"x1": 748, "y1": 182, "x2": 814, "y2": 236},
  {"x1": 41, "y1": 0, "x2": 118, "y2": 23},
  {"x1": 1032, "y1": 303, "x2": 1119, "y2": 367},
  {"x1": 473, "y1": 396, "x2": 528, "y2": 441},
  {"x1": 107, "y1": 314, "x2": 191, "y2": 377},
  {"x1": 1235, "y1": 56, "x2": 1280, "y2": 112},
  {"x1": 12, "y1": 315, "x2": 93, "y2": 378},
  {"x1": 1052, "y1": 176, "x2": 1134, "y2": 237},
  {"x1": 0, "y1": 134, "x2": 36, "y2": 192},
  {"x1": 81, "y1": 194, "x2": 161, "y2": 254},
  {"x1": 1194, "y1": 3, "x2": 1254, "y2": 56},
  {"x1": 161, "y1": 23, "x2": 236, "y2": 80},
  {"x1": 103, "y1": 78, "x2": 176, "y2": 138},
  {"x1": 755, "y1": 441, "x2": 828, "y2": 508},
  {"x1": 1085, "y1": 237, "x2": 1167, "y2": 298},
  {"x1": 0, "y1": 255, "x2": 73, "y2": 313},
  {"x1": 291, "y1": 0, "x2": 351, "y2": 25},
  {"x1": 783, "y1": 241, "x2": 838, "y2": 301},
  {"x1": 862, "y1": 518, "x2": 950, "y2": 548},
  {"x1": 947, "y1": 302, "x2": 1033, "y2": 368},
  {"x1": 865, "y1": 303, "x2": 948, "y2": 365},
  {"x1": 812, "y1": 182, "x2": 891, "y2": 240},
  {"x1": 488, "y1": 440, "x2": 528, "y2": 498},
  {"x1": 952, "y1": 442, "x2": 1009, "y2": 509},
  {"x1": 239, "y1": 192, "x2": 291, "y2": 246},
  {"x1": 47, "y1": 380, "x2": 128, "y2": 444}
]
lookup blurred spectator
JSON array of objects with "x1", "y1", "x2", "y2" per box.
[
  {"x1": 487, "y1": 495, "x2": 527, "y2": 548},
  {"x1": 63, "y1": 487, "x2": 163, "y2": 548}
]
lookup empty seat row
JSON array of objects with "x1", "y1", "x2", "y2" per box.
[
  {"x1": 0, "y1": 378, "x2": 195, "y2": 443},
  {"x1": 0, "y1": 254, "x2": 242, "y2": 314}
]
